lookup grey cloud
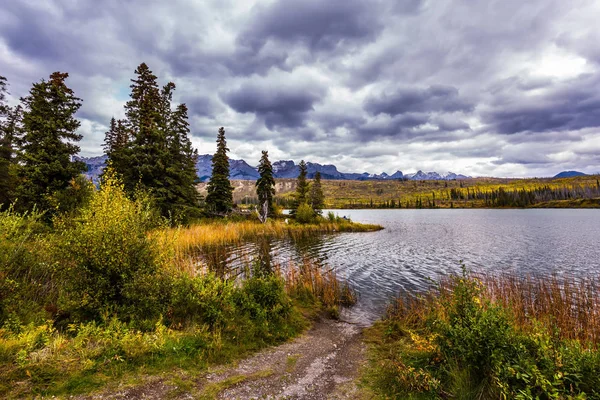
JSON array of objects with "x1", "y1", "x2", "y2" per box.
[
  {"x1": 364, "y1": 85, "x2": 474, "y2": 116},
  {"x1": 1, "y1": 0, "x2": 600, "y2": 177},
  {"x1": 484, "y1": 74, "x2": 600, "y2": 135},
  {"x1": 239, "y1": 0, "x2": 384, "y2": 53},
  {"x1": 183, "y1": 96, "x2": 218, "y2": 118},
  {"x1": 221, "y1": 81, "x2": 326, "y2": 130}
]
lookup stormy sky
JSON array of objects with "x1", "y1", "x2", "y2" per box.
[{"x1": 2, "y1": 0, "x2": 600, "y2": 177}]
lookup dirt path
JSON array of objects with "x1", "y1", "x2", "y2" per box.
[{"x1": 77, "y1": 317, "x2": 369, "y2": 400}]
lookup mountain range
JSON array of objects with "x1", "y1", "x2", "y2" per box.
[{"x1": 75, "y1": 155, "x2": 472, "y2": 183}]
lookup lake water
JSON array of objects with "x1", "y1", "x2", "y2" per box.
[{"x1": 210, "y1": 209, "x2": 600, "y2": 325}]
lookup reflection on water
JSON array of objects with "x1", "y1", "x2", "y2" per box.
[{"x1": 195, "y1": 209, "x2": 600, "y2": 326}]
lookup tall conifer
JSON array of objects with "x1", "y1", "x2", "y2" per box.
[
  {"x1": 309, "y1": 171, "x2": 325, "y2": 215},
  {"x1": 123, "y1": 63, "x2": 164, "y2": 194},
  {"x1": 0, "y1": 76, "x2": 18, "y2": 207},
  {"x1": 290, "y1": 160, "x2": 309, "y2": 215},
  {"x1": 165, "y1": 103, "x2": 200, "y2": 219},
  {"x1": 109, "y1": 63, "x2": 200, "y2": 220},
  {"x1": 17, "y1": 72, "x2": 85, "y2": 214},
  {"x1": 206, "y1": 127, "x2": 233, "y2": 214},
  {"x1": 256, "y1": 150, "x2": 275, "y2": 221}
]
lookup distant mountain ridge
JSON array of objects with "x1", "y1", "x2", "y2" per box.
[
  {"x1": 553, "y1": 171, "x2": 588, "y2": 178},
  {"x1": 75, "y1": 154, "x2": 471, "y2": 183}
]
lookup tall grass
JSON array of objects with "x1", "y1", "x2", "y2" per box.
[
  {"x1": 282, "y1": 258, "x2": 357, "y2": 318},
  {"x1": 154, "y1": 218, "x2": 381, "y2": 274},
  {"x1": 366, "y1": 270, "x2": 600, "y2": 399},
  {"x1": 392, "y1": 272, "x2": 600, "y2": 345}
]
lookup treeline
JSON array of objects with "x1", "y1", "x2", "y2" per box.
[
  {"x1": 449, "y1": 183, "x2": 600, "y2": 207},
  {"x1": 333, "y1": 181, "x2": 600, "y2": 209},
  {"x1": 0, "y1": 66, "x2": 202, "y2": 221},
  {"x1": 0, "y1": 65, "x2": 289, "y2": 223}
]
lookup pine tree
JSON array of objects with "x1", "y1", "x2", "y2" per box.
[
  {"x1": 256, "y1": 150, "x2": 275, "y2": 221},
  {"x1": 123, "y1": 63, "x2": 165, "y2": 194},
  {"x1": 164, "y1": 103, "x2": 200, "y2": 220},
  {"x1": 0, "y1": 76, "x2": 19, "y2": 208},
  {"x1": 17, "y1": 72, "x2": 86, "y2": 214},
  {"x1": 290, "y1": 160, "x2": 310, "y2": 215},
  {"x1": 309, "y1": 171, "x2": 325, "y2": 216},
  {"x1": 110, "y1": 63, "x2": 200, "y2": 221},
  {"x1": 205, "y1": 127, "x2": 233, "y2": 214},
  {"x1": 102, "y1": 117, "x2": 130, "y2": 181}
]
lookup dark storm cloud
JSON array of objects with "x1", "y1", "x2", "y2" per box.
[
  {"x1": 484, "y1": 74, "x2": 600, "y2": 135},
  {"x1": 364, "y1": 85, "x2": 474, "y2": 116},
  {"x1": 239, "y1": 0, "x2": 384, "y2": 53},
  {"x1": 183, "y1": 96, "x2": 218, "y2": 118},
  {"x1": 221, "y1": 81, "x2": 326, "y2": 130}
]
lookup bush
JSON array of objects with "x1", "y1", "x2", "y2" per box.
[
  {"x1": 169, "y1": 273, "x2": 235, "y2": 328},
  {"x1": 55, "y1": 170, "x2": 168, "y2": 323},
  {"x1": 0, "y1": 205, "x2": 51, "y2": 326},
  {"x1": 295, "y1": 203, "x2": 314, "y2": 224}
]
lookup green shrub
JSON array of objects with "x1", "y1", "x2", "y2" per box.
[
  {"x1": 169, "y1": 273, "x2": 235, "y2": 328},
  {"x1": 55, "y1": 170, "x2": 168, "y2": 323},
  {"x1": 326, "y1": 211, "x2": 336, "y2": 222},
  {"x1": 295, "y1": 203, "x2": 314, "y2": 224},
  {"x1": 0, "y1": 205, "x2": 51, "y2": 325}
]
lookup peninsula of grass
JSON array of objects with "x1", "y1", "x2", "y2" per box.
[
  {"x1": 363, "y1": 269, "x2": 600, "y2": 399},
  {"x1": 161, "y1": 215, "x2": 382, "y2": 253}
]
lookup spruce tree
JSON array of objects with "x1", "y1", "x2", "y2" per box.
[
  {"x1": 309, "y1": 171, "x2": 325, "y2": 216},
  {"x1": 290, "y1": 160, "x2": 310, "y2": 215},
  {"x1": 102, "y1": 117, "x2": 130, "y2": 181},
  {"x1": 122, "y1": 62, "x2": 165, "y2": 194},
  {"x1": 17, "y1": 72, "x2": 85, "y2": 214},
  {"x1": 0, "y1": 76, "x2": 18, "y2": 207},
  {"x1": 165, "y1": 103, "x2": 200, "y2": 219},
  {"x1": 205, "y1": 127, "x2": 233, "y2": 214},
  {"x1": 256, "y1": 150, "x2": 275, "y2": 221},
  {"x1": 110, "y1": 63, "x2": 200, "y2": 221}
]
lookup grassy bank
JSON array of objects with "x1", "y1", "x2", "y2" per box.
[
  {"x1": 363, "y1": 269, "x2": 600, "y2": 399},
  {"x1": 0, "y1": 177, "x2": 360, "y2": 398},
  {"x1": 160, "y1": 216, "x2": 381, "y2": 253}
]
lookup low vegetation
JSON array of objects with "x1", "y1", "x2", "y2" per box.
[
  {"x1": 0, "y1": 174, "x2": 362, "y2": 399},
  {"x1": 364, "y1": 268, "x2": 600, "y2": 399}
]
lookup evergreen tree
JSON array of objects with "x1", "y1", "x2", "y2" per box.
[
  {"x1": 17, "y1": 72, "x2": 86, "y2": 214},
  {"x1": 309, "y1": 171, "x2": 325, "y2": 216},
  {"x1": 164, "y1": 103, "x2": 200, "y2": 219},
  {"x1": 122, "y1": 62, "x2": 165, "y2": 194},
  {"x1": 102, "y1": 117, "x2": 130, "y2": 180},
  {"x1": 290, "y1": 160, "x2": 309, "y2": 215},
  {"x1": 0, "y1": 76, "x2": 19, "y2": 208},
  {"x1": 256, "y1": 150, "x2": 275, "y2": 221},
  {"x1": 205, "y1": 127, "x2": 233, "y2": 214},
  {"x1": 108, "y1": 63, "x2": 200, "y2": 221}
]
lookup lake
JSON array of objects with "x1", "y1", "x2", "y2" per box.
[{"x1": 208, "y1": 209, "x2": 600, "y2": 325}]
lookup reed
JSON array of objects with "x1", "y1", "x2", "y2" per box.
[
  {"x1": 479, "y1": 273, "x2": 600, "y2": 344},
  {"x1": 367, "y1": 271, "x2": 600, "y2": 398},
  {"x1": 391, "y1": 272, "x2": 600, "y2": 344},
  {"x1": 281, "y1": 258, "x2": 357, "y2": 312},
  {"x1": 153, "y1": 219, "x2": 381, "y2": 274}
]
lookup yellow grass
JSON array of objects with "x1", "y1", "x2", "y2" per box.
[{"x1": 151, "y1": 219, "x2": 381, "y2": 274}]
